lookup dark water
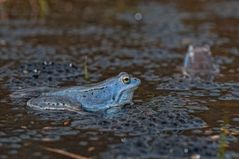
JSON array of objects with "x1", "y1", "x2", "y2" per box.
[{"x1": 0, "y1": 0, "x2": 239, "y2": 158}]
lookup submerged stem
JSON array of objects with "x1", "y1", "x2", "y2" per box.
[
  {"x1": 42, "y1": 146, "x2": 90, "y2": 159},
  {"x1": 84, "y1": 56, "x2": 89, "y2": 81}
]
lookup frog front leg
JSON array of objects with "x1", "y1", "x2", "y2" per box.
[{"x1": 27, "y1": 96, "x2": 82, "y2": 112}]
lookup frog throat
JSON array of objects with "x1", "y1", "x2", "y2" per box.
[{"x1": 113, "y1": 87, "x2": 136, "y2": 104}]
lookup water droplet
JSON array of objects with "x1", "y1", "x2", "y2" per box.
[{"x1": 134, "y1": 12, "x2": 143, "y2": 21}]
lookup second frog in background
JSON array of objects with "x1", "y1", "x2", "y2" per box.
[{"x1": 182, "y1": 44, "x2": 219, "y2": 81}]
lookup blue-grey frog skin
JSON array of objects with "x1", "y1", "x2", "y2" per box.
[
  {"x1": 12, "y1": 72, "x2": 141, "y2": 112},
  {"x1": 182, "y1": 44, "x2": 219, "y2": 80}
]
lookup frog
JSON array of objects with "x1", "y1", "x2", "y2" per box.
[
  {"x1": 182, "y1": 44, "x2": 219, "y2": 80},
  {"x1": 11, "y1": 72, "x2": 141, "y2": 112}
]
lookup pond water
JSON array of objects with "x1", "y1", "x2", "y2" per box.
[{"x1": 0, "y1": 0, "x2": 239, "y2": 158}]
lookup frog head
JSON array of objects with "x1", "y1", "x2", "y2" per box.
[
  {"x1": 183, "y1": 44, "x2": 219, "y2": 80},
  {"x1": 110, "y1": 72, "x2": 141, "y2": 107},
  {"x1": 188, "y1": 44, "x2": 211, "y2": 61}
]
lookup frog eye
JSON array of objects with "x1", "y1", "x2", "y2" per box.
[{"x1": 122, "y1": 76, "x2": 130, "y2": 84}]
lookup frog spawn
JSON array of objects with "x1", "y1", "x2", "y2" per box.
[
  {"x1": 67, "y1": 97, "x2": 206, "y2": 136},
  {"x1": 5, "y1": 62, "x2": 82, "y2": 91},
  {"x1": 101, "y1": 135, "x2": 224, "y2": 159},
  {"x1": 157, "y1": 75, "x2": 239, "y2": 101}
]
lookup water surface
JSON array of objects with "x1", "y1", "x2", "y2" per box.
[{"x1": 0, "y1": 0, "x2": 239, "y2": 158}]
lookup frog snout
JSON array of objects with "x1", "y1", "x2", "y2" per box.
[{"x1": 132, "y1": 78, "x2": 141, "y2": 86}]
